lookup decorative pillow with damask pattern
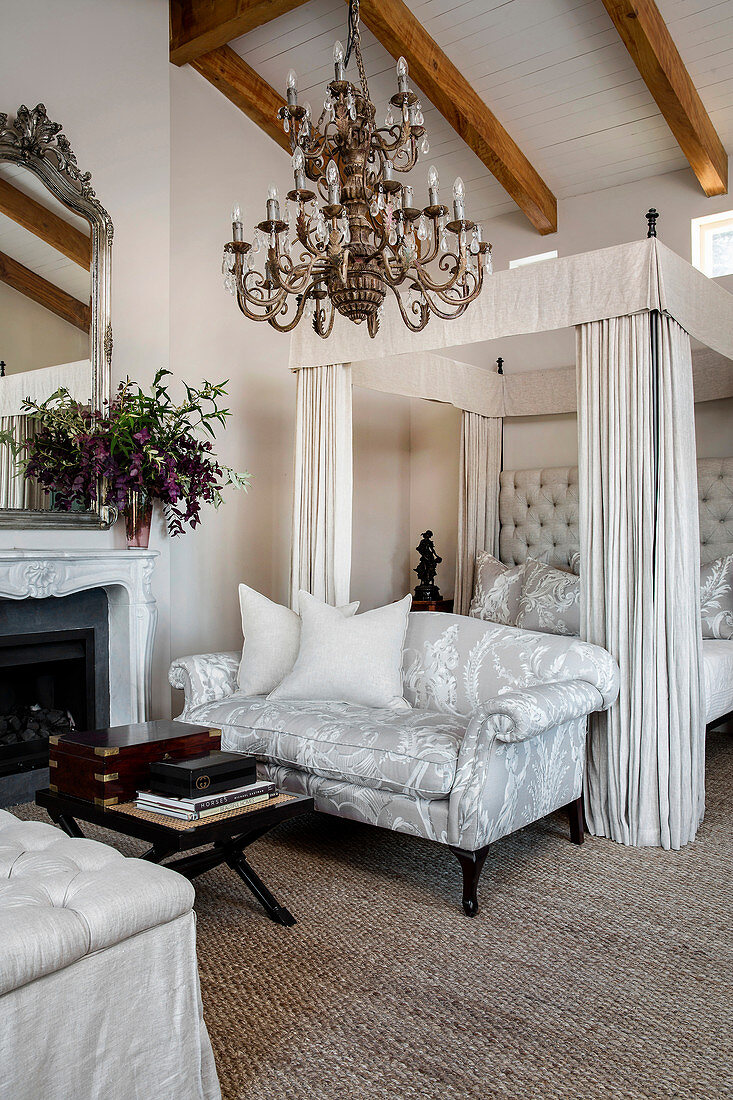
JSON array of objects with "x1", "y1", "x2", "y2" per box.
[
  {"x1": 468, "y1": 552, "x2": 525, "y2": 626},
  {"x1": 700, "y1": 554, "x2": 733, "y2": 639},
  {"x1": 515, "y1": 559, "x2": 581, "y2": 637}
]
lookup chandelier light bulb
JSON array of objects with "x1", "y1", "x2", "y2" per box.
[
  {"x1": 266, "y1": 184, "x2": 281, "y2": 221},
  {"x1": 428, "y1": 165, "x2": 439, "y2": 190},
  {"x1": 292, "y1": 146, "x2": 305, "y2": 173},
  {"x1": 326, "y1": 159, "x2": 341, "y2": 203},
  {"x1": 286, "y1": 69, "x2": 298, "y2": 107},
  {"x1": 396, "y1": 55, "x2": 409, "y2": 91},
  {"x1": 231, "y1": 203, "x2": 242, "y2": 223},
  {"x1": 333, "y1": 39, "x2": 345, "y2": 80},
  {"x1": 453, "y1": 176, "x2": 465, "y2": 221}
]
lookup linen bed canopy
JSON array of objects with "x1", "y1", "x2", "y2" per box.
[{"x1": 288, "y1": 236, "x2": 733, "y2": 850}]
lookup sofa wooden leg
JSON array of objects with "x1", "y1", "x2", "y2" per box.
[
  {"x1": 566, "y1": 795, "x2": 585, "y2": 845},
  {"x1": 449, "y1": 845, "x2": 490, "y2": 917}
]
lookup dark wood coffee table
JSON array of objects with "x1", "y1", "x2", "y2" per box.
[{"x1": 36, "y1": 786, "x2": 313, "y2": 926}]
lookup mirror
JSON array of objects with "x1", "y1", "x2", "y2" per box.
[{"x1": 0, "y1": 104, "x2": 113, "y2": 527}]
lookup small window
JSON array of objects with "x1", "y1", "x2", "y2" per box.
[
  {"x1": 509, "y1": 250, "x2": 558, "y2": 269},
  {"x1": 691, "y1": 211, "x2": 733, "y2": 277}
]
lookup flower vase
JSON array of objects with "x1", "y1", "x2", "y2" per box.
[{"x1": 124, "y1": 490, "x2": 153, "y2": 549}]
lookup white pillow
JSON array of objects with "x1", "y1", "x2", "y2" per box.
[
  {"x1": 268, "y1": 591, "x2": 412, "y2": 709},
  {"x1": 237, "y1": 585, "x2": 359, "y2": 696}
]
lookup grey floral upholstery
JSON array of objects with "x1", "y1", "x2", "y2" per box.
[
  {"x1": 170, "y1": 612, "x2": 618, "y2": 854},
  {"x1": 700, "y1": 555, "x2": 733, "y2": 639},
  {"x1": 468, "y1": 552, "x2": 524, "y2": 625},
  {"x1": 180, "y1": 695, "x2": 466, "y2": 799},
  {"x1": 515, "y1": 559, "x2": 581, "y2": 636}
]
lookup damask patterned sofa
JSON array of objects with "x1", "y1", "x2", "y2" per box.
[{"x1": 170, "y1": 613, "x2": 619, "y2": 915}]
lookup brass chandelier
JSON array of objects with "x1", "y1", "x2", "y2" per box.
[{"x1": 222, "y1": 0, "x2": 492, "y2": 338}]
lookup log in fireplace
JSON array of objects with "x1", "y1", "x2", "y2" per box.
[{"x1": 0, "y1": 590, "x2": 110, "y2": 801}]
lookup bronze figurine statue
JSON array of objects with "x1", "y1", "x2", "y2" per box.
[{"x1": 414, "y1": 530, "x2": 442, "y2": 600}]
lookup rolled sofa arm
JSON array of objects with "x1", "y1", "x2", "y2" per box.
[
  {"x1": 169, "y1": 652, "x2": 240, "y2": 713},
  {"x1": 477, "y1": 678, "x2": 612, "y2": 744}
]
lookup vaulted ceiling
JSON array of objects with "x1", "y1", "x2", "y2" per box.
[{"x1": 174, "y1": 0, "x2": 732, "y2": 231}]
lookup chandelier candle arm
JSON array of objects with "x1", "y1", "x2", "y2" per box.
[{"x1": 222, "y1": 0, "x2": 492, "y2": 337}]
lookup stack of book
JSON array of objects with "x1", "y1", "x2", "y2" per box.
[{"x1": 135, "y1": 778, "x2": 276, "y2": 821}]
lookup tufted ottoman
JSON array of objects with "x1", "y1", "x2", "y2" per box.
[{"x1": 0, "y1": 809, "x2": 220, "y2": 1100}]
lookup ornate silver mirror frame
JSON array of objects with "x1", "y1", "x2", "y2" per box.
[{"x1": 0, "y1": 103, "x2": 114, "y2": 529}]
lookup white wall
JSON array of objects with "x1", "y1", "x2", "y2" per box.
[{"x1": 0, "y1": 0, "x2": 172, "y2": 717}]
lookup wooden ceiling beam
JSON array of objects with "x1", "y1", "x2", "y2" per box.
[
  {"x1": 0, "y1": 179, "x2": 90, "y2": 269},
  {"x1": 353, "y1": 0, "x2": 557, "y2": 234},
  {"x1": 0, "y1": 250, "x2": 90, "y2": 331},
  {"x1": 191, "y1": 45, "x2": 290, "y2": 152},
  {"x1": 601, "y1": 0, "x2": 727, "y2": 196},
  {"x1": 170, "y1": 0, "x2": 312, "y2": 66}
]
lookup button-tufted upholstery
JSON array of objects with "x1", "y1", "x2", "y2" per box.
[
  {"x1": 499, "y1": 458, "x2": 733, "y2": 569},
  {"x1": 0, "y1": 808, "x2": 194, "y2": 996},
  {"x1": 499, "y1": 466, "x2": 579, "y2": 570},
  {"x1": 697, "y1": 458, "x2": 733, "y2": 565}
]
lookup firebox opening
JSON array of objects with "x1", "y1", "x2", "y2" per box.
[{"x1": 0, "y1": 630, "x2": 96, "y2": 777}]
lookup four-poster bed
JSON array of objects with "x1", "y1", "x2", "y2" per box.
[{"x1": 288, "y1": 231, "x2": 733, "y2": 850}]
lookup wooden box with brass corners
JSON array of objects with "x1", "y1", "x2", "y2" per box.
[{"x1": 48, "y1": 721, "x2": 221, "y2": 808}]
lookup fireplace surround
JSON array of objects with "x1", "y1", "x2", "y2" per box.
[{"x1": 0, "y1": 549, "x2": 157, "y2": 805}]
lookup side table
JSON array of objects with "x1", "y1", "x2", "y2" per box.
[{"x1": 36, "y1": 787, "x2": 313, "y2": 926}]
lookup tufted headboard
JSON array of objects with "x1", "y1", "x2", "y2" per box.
[{"x1": 499, "y1": 458, "x2": 733, "y2": 569}]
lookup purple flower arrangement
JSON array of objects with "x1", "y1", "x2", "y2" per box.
[{"x1": 19, "y1": 369, "x2": 250, "y2": 534}]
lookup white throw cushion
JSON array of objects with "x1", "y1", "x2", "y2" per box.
[
  {"x1": 700, "y1": 554, "x2": 733, "y2": 640},
  {"x1": 468, "y1": 552, "x2": 526, "y2": 626},
  {"x1": 515, "y1": 559, "x2": 581, "y2": 637},
  {"x1": 237, "y1": 585, "x2": 359, "y2": 696},
  {"x1": 269, "y1": 591, "x2": 412, "y2": 708}
]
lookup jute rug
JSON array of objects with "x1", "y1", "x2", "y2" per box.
[{"x1": 14, "y1": 730, "x2": 732, "y2": 1100}]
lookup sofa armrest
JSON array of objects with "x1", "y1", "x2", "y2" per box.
[
  {"x1": 169, "y1": 652, "x2": 240, "y2": 713},
  {"x1": 448, "y1": 675, "x2": 617, "y2": 850},
  {"x1": 477, "y1": 679, "x2": 608, "y2": 744}
]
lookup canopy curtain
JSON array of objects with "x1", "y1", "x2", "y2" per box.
[
  {"x1": 578, "y1": 312, "x2": 705, "y2": 849},
  {"x1": 290, "y1": 363, "x2": 353, "y2": 608},
  {"x1": 0, "y1": 416, "x2": 43, "y2": 509},
  {"x1": 454, "y1": 412, "x2": 502, "y2": 614}
]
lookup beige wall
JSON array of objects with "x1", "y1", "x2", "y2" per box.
[
  {"x1": 351, "y1": 387, "x2": 411, "y2": 609},
  {"x1": 408, "y1": 398, "x2": 461, "y2": 601},
  {"x1": 0, "y1": 282, "x2": 89, "y2": 376},
  {"x1": 0, "y1": 0, "x2": 173, "y2": 717},
  {"x1": 168, "y1": 65, "x2": 295, "y2": 674}
]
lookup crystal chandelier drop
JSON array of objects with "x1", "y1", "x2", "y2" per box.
[{"x1": 222, "y1": 0, "x2": 492, "y2": 338}]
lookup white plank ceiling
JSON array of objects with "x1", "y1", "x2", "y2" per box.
[
  {"x1": 0, "y1": 163, "x2": 91, "y2": 302},
  {"x1": 230, "y1": 0, "x2": 733, "y2": 226}
]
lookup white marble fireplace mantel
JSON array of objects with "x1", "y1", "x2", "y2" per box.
[{"x1": 0, "y1": 549, "x2": 158, "y2": 725}]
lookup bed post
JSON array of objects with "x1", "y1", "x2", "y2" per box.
[{"x1": 648, "y1": 209, "x2": 661, "y2": 589}]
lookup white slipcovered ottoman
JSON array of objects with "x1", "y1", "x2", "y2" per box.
[{"x1": 0, "y1": 809, "x2": 220, "y2": 1100}]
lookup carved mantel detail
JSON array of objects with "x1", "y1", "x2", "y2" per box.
[{"x1": 0, "y1": 549, "x2": 158, "y2": 724}]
